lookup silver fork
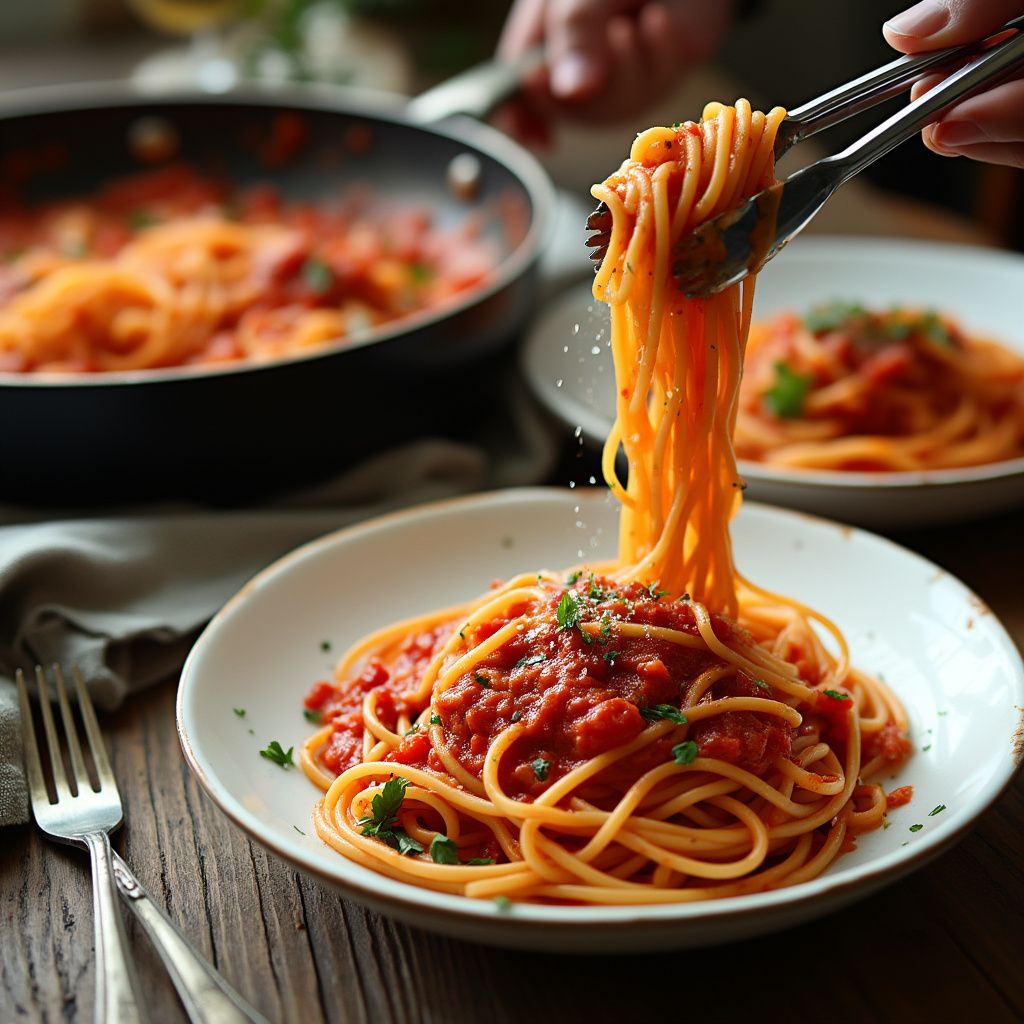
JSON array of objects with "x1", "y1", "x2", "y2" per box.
[
  {"x1": 17, "y1": 664, "x2": 148, "y2": 1024},
  {"x1": 17, "y1": 665, "x2": 269, "y2": 1024},
  {"x1": 585, "y1": 14, "x2": 1024, "y2": 289}
]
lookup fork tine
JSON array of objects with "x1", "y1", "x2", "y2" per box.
[
  {"x1": 34, "y1": 665, "x2": 71, "y2": 797},
  {"x1": 53, "y1": 664, "x2": 90, "y2": 794},
  {"x1": 70, "y1": 664, "x2": 116, "y2": 788},
  {"x1": 15, "y1": 668, "x2": 53, "y2": 809}
]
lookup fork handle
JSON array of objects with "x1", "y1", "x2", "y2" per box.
[
  {"x1": 84, "y1": 831, "x2": 150, "y2": 1024},
  {"x1": 833, "y1": 25, "x2": 1024, "y2": 181},
  {"x1": 111, "y1": 853, "x2": 270, "y2": 1024}
]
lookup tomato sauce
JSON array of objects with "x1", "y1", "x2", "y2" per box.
[{"x1": 307, "y1": 577, "x2": 801, "y2": 798}]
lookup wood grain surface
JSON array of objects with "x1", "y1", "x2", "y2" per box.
[{"x1": 2, "y1": 508, "x2": 1022, "y2": 1024}]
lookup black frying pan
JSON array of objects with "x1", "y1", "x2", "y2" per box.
[{"x1": 0, "y1": 70, "x2": 554, "y2": 505}]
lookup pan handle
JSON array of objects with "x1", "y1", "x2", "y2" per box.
[{"x1": 405, "y1": 47, "x2": 544, "y2": 125}]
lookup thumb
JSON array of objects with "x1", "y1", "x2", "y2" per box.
[{"x1": 883, "y1": 0, "x2": 1024, "y2": 54}]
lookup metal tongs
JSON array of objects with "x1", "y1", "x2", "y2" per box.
[{"x1": 585, "y1": 16, "x2": 1024, "y2": 296}]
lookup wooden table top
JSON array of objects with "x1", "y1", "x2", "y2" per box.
[{"x1": 2, "y1": 494, "x2": 1022, "y2": 1024}]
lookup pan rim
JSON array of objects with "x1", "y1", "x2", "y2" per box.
[{"x1": 0, "y1": 80, "x2": 556, "y2": 389}]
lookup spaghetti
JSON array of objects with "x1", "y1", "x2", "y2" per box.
[
  {"x1": 735, "y1": 301, "x2": 1024, "y2": 472},
  {"x1": 0, "y1": 164, "x2": 496, "y2": 373},
  {"x1": 300, "y1": 100, "x2": 912, "y2": 905}
]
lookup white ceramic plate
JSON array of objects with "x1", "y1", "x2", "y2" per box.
[
  {"x1": 177, "y1": 488, "x2": 1023, "y2": 952},
  {"x1": 520, "y1": 237, "x2": 1024, "y2": 528}
]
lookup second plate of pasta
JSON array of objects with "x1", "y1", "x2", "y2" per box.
[{"x1": 522, "y1": 237, "x2": 1024, "y2": 528}]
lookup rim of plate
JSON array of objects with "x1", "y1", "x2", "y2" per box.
[
  {"x1": 176, "y1": 487, "x2": 1024, "y2": 930},
  {"x1": 523, "y1": 237, "x2": 1024, "y2": 491}
]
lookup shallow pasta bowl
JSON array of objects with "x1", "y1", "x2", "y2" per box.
[
  {"x1": 521, "y1": 237, "x2": 1024, "y2": 528},
  {"x1": 176, "y1": 487, "x2": 1023, "y2": 952}
]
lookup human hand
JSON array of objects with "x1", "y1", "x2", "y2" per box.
[
  {"x1": 496, "y1": 0, "x2": 735, "y2": 144},
  {"x1": 883, "y1": 0, "x2": 1024, "y2": 168}
]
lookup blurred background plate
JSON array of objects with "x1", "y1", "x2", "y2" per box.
[{"x1": 521, "y1": 236, "x2": 1024, "y2": 528}]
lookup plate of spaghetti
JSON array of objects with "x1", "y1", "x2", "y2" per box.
[
  {"x1": 522, "y1": 237, "x2": 1024, "y2": 527},
  {"x1": 178, "y1": 101, "x2": 1023, "y2": 950}
]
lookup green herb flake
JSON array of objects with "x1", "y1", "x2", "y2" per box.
[
  {"x1": 566, "y1": 570, "x2": 583, "y2": 584},
  {"x1": 320, "y1": 640, "x2": 332, "y2": 652},
  {"x1": 510, "y1": 710, "x2": 523, "y2": 724},
  {"x1": 928, "y1": 804, "x2": 946, "y2": 817},
  {"x1": 822, "y1": 689, "x2": 850, "y2": 701},
  {"x1": 803, "y1": 300, "x2": 866, "y2": 334},
  {"x1": 303, "y1": 708, "x2": 323, "y2": 724},
  {"x1": 128, "y1": 209, "x2": 156, "y2": 230},
  {"x1": 921, "y1": 310, "x2": 953, "y2": 347},
  {"x1": 672, "y1": 741, "x2": 698, "y2": 766},
  {"x1": 233, "y1": 707, "x2": 246, "y2": 718},
  {"x1": 429, "y1": 835, "x2": 459, "y2": 865},
  {"x1": 259, "y1": 740, "x2": 294, "y2": 769},
  {"x1": 301, "y1": 256, "x2": 334, "y2": 294},
  {"x1": 467, "y1": 857, "x2": 495, "y2": 865},
  {"x1": 602, "y1": 649, "x2": 621, "y2": 665},
  {"x1": 764, "y1": 361, "x2": 813, "y2": 419},
  {"x1": 922, "y1": 744, "x2": 932, "y2": 752},
  {"x1": 642, "y1": 704, "x2": 688, "y2": 725},
  {"x1": 753, "y1": 679, "x2": 771, "y2": 692},
  {"x1": 473, "y1": 674, "x2": 492, "y2": 688},
  {"x1": 646, "y1": 581, "x2": 669, "y2": 601},
  {"x1": 459, "y1": 628, "x2": 466, "y2": 641},
  {"x1": 408, "y1": 262, "x2": 434, "y2": 283},
  {"x1": 357, "y1": 777, "x2": 424, "y2": 856},
  {"x1": 532, "y1": 757, "x2": 551, "y2": 782},
  {"x1": 938, "y1": 710, "x2": 948, "y2": 717},
  {"x1": 405, "y1": 724, "x2": 419, "y2": 736},
  {"x1": 909, "y1": 823, "x2": 924, "y2": 833},
  {"x1": 882, "y1": 820, "x2": 891, "y2": 829},
  {"x1": 430, "y1": 713, "x2": 442, "y2": 726},
  {"x1": 556, "y1": 591, "x2": 582, "y2": 631},
  {"x1": 494, "y1": 895, "x2": 513, "y2": 912},
  {"x1": 293, "y1": 825, "x2": 306, "y2": 835},
  {"x1": 515, "y1": 653, "x2": 548, "y2": 669}
]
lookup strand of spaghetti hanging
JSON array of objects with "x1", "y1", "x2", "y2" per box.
[
  {"x1": 590, "y1": 101, "x2": 786, "y2": 616},
  {"x1": 586, "y1": 14, "x2": 1024, "y2": 297}
]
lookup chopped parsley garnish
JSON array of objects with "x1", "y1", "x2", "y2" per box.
[
  {"x1": 259, "y1": 740, "x2": 294, "y2": 768},
  {"x1": 293, "y1": 825, "x2": 306, "y2": 835},
  {"x1": 494, "y1": 895, "x2": 512, "y2": 912},
  {"x1": 602, "y1": 649, "x2": 621, "y2": 665},
  {"x1": 556, "y1": 591, "x2": 582, "y2": 630},
  {"x1": 320, "y1": 640, "x2": 332, "y2": 652},
  {"x1": 909, "y1": 823, "x2": 923, "y2": 833},
  {"x1": 458, "y1": 629, "x2": 466, "y2": 641},
  {"x1": 301, "y1": 256, "x2": 334, "y2": 294},
  {"x1": 566, "y1": 570, "x2": 583, "y2": 584},
  {"x1": 672, "y1": 741, "x2": 699, "y2": 766},
  {"x1": 515, "y1": 653, "x2": 548, "y2": 669},
  {"x1": 405, "y1": 724, "x2": 419, "y2": 736},
  {"x1": 429, "y1": 835, "x2": 459, "y2": 865},
  {"x1": 641, "y1": 705, "x2": 688, "y2": 725},
  {"x1": 880, "y1": 314, "x2": 912, "y2": 341},
  {"x1": 921, "y1": 310, "x2": 953, "y2": 347},
  {"x1": 473, "y1": 674, "x2": 492, "y2": 688},
  {"x1": 408, "y1": 262, "x2": 434, "y2": 283},
  {"x1": 532, "y1": 758, "x2": 551, "y2": 781},
  {"x1": 303, "y1": 708, "x2": 323, "y2": 724},
  {"x1": 803, "y1": 300, "x2": 866, "y2": 333},
  {"x1": 646, "y1": 581, "x2": 669, "y2": 601},
  {"x1": 510, "y1": 710, "x2": 522, "y2": 724},
  {"x1": 233, "y1": 707, "x2": 246, "y2": 718},
  {"x1": 928, "y1": 804, "x2": 946, "y2": 817},
  {"x1": 357, "y1": 777, "x2": 424, "y2": 856},
  {"x1": 467, "y1": 858, "x2": 494, "y2": 866},
  {"x1": 764, "y1": 361, "x2": 813, "y2": 419},
  {"x1": 753, "y1": 679, "x2": 771, "y2": 692},
  {"x1": 430, "y1": 713, "x2": 442, "y2": 726},
  {"x1": 922, "y1": 744, "x2": 932, "y2": 752},
  {"x1": 822, "y1": 689, "x2": 850, "y2": 700},
  {"x1": 128, "y1": 209, "x2": 156, "y2": 230}
]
